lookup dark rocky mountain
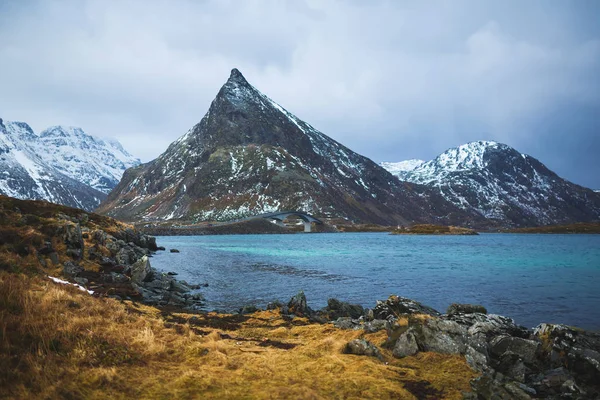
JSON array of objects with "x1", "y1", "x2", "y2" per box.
[
  {"x1": 97, "y1": 69, "x2": 481, "y2": 226},
  {"x1": 383, "y1": 141, "x2": 600, "y2": 227},
  {"x1": 0, "y1": 118, "x2": 139, "y2": 211}
]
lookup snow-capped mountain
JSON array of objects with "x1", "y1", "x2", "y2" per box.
[
  {"x1": 98, "y1": 69, "x2": 479, "y2": 225},
  {"x1": 36, "y1": 126, "x2": 140, "y2": 193},
  {"x1": 0, "y1": 118, "x2": 139, "y2": 211},
  {"x1": 380, "y1": 159, "x2": 424, "y2": 180},
  {"x1": 385, "y1": 141, "x2": 600, "y2": 226}
]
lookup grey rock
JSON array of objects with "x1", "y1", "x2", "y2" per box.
[
  {"x1": 333, "y1": 317, "x2": 360, "y2": 330},
  {"x1": 470, "y1": 373, "x2": 532, "y2": 400},
  {"x1": 63, "y1": 223, "x2": 84, "y2": 250},
  {"x1": 373, "y1": 295, "x2": 440, "y2": 321},
  {"x1": 363, "y1": 319, "x2": 388, "y2": 333},
  {"x1": 48, "y1": 252, "x2": 59, "y2": 265},
  {"x1": 169, "y1": 279, "x2": 191, "y2": 294},
  {"x1": 412, "y1": 318, "x2": 468, "y2": 354},
  {"x1": 170, "y1": 248, "x2": 180, "y2": 253},
  {"x1": 495, "y1": 352, "x2": 531, "y2": 383},
  {"x1": 288, "y1": 290, "x2": 311, "y2": 316},
  {"x1": 447, "y1": 303, "x2": 487, "y2": 316},
  {"x1": 324, "y1": 298, "x2": 364, "y2": 320},
  {"x1": 448, "y1": 313, "x2": 529, "y2": 338},
  {"x1": 66, "y1": 248, "x2": 82, "y2": 259},
  {"x1": 63, "y1": 261, "x2": 83, "y2": 277},
  {"x1": 116, "y1": 247, "x2": 137, "y2": 265},
  {"x1": 392, "y1": 330, "x2": 419, "y2": 358},
  {"x1": 74, "y1": 277, "x2": 88, "y2": 286},
  {"x1": 266, "y1": 300, "x2": 283, "y2": 310},
  {"x1": 109, "y1": 272, "x2": 129, "y2": 284},
  {"x1": 343, "y1": 339, "x2": 382, "y2": 359},
  {"x1": 239, "y1": 305, "x2": 258, "y2": 314},
  {"x1": 490, "y1": 336, "x2": 540, "y2": 365},
  {"x1": 130, "y1": 256, "x2": 152, "y2": 283},
  {"x1": 465, "y1": 344, "x2": 490, "y2": 373}
]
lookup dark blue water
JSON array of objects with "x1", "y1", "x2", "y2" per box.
[{"x1": 151, "y1": 233, "x2": 600, "y2": 330}]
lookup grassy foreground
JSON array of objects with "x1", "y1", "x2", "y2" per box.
[
  {"x1": 0, "y1": 196, "x2": 476, "y2": 398},
  {"x1": 1, "y1": 273, "x2": 476, "y2": 399}
]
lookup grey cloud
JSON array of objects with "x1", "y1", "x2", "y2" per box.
[{"x1": 1, "y1": 0, "x2": 599, "y2": 188}]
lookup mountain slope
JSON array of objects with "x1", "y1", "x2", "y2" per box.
[
  {"x1": 386, "y1": 141, "x2": 600, "y2": 226},
  {"x1": 380, "y1": 160, "x2": 424, "y2": 180},
  {"x1": 0, "y1": 119, "x2": 139, "y2": 211},
  {"x1": 34, "y1": 125, "x2": 139, "y2": 193},
  {"x1": 0, "y1": 119, "x2": 106, "y2": 210},
  {"x1": 98, "y1": 69, "x2": 480, "y2": 225}
]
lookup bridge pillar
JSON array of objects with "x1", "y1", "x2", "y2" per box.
[{"x1": 303, "y1": 221, "x2": 312, "y2": 233}]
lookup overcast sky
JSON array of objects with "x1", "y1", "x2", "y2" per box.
[{"x1": 1, "y1": 0, "x2": 599, "y2": 188}]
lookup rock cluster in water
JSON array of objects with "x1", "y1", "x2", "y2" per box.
[{"x1": 251, "y1": 292, "x2": 600, "y2": 399}]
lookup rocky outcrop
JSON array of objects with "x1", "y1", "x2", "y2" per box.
[
  {"x1": 273, "y1": 290, "x2": 599, "y2": 398},
  {"x1": 379, "y1": 301, "x2": 600, "y2": 399},
  {"x1": 447, "y1": 303, "x2": 487, "y2": 316},
  {"x1": 373, "y1": 295, "x2": 441, "y2": 320},
  {"x1": 52, "y1": 212, "x2": 203, "y2": 309}
]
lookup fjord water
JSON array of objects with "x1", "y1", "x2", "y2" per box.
[{"x1": 152, "y1": 233, "x2": 600, "y2": 330}]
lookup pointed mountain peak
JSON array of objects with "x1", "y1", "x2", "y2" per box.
[{"x1": 228, "y1": 68, "x2": 250, "y2": 85}]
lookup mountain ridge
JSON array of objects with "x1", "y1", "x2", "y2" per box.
[
  {"x1": 0, "y1": 118, "x2": 140, "y2": 211},
  {"x1": 383, "y1": 141, "x2": 600, "y2": 226},
  {"x1": 97, "y1": 68, "x2": 483, "y2": 226}
]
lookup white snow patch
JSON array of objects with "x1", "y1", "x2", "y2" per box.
[{"x1": 48, "y1": 276, "x2": 94, "y2": 294}]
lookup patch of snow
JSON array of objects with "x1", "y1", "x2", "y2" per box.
[
  {"x1": 380, "y1": 159, "x2": 425, "y2": 179},
  {"x1": 48, "y1": 276, "x2": 94, "y2": 294}
]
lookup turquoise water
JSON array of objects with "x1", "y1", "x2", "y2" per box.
[{"x1": 151, "y1": 233, "x2": 600, "y2": 330}]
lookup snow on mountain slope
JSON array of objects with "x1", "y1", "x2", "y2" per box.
[
  {"x1": 396, "y1": 141, "x2": 600, "y2": 226},
  {"x1": 0, "y1": 119, "x2": 106, "y2": 210},
  {"x1": 97, "y1": 69, "x2": 477, "y2": 226},
  {"x1": 380, "y1": 159, "x2": 424, "y2": 180},
  {"x1": 0, "y1": 118, "x2": 139, "y2": 211},
  {"x1": 36, "y1": 126, "x2": 140, "y2": 193}
]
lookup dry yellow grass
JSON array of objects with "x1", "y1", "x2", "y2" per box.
[{"x1": 0, "y1": 272, "x2": 477, "y2": 399}]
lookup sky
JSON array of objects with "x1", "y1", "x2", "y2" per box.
[{"x1": 1, "y1": 0, "x2": 599, "y2": 188}]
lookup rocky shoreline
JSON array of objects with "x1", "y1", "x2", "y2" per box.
[
  {"x1": 236, "y1": 292, "x2": 600, "y2": 399},
  {"x1": 3, "y1": 196, "x2": 599, "y2": 398},
  {"x1": 54, "y1": 212, "x2": 205, "y2": 310}
]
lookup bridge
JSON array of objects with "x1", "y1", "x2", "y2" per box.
[{"x1": 253, "y1": 211, "x2": 323, "y2": 232}]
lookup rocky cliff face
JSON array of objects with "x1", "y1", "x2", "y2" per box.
[
  {"x1": 98, "y1": 69, "x2": 480, "y2": 226},
  {"x1": 383, "y1": 141, "x2": 600, "y2": 227},
  {"x1": 0, "y1": 118, "x2": 139, "y2": 211}
]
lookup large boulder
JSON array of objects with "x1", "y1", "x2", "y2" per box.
[
  {"x1": 447, "y1": 313, "x2": 529, "y2": 339},
  {"x1": 412, "y1": 318, "x2": 469, "y2": 354},
  {"x1": 373, "y1": 295, "x2": 440, "y2": 321},
  {"x1": 287, "y1": 290, "x2": 311, "y2": 317},
  {"x1": 392, "y1": 330, "x2": 419, "y2": 358},
  {"x1": 63, "y1": 223, "x2": 84, "y2": 250},
  {"x1": 343, "y1": 339, "x2": 382, "y2": 360},
  {"x1": 489, "y1": 336, "x2": 540, "y2": 366},
  {"x1": 130, "y1": 256, "x2": 153, "y2": 284},
  {"x1": 323, "y1": 298, "x2": 364, "y2": 320}
]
